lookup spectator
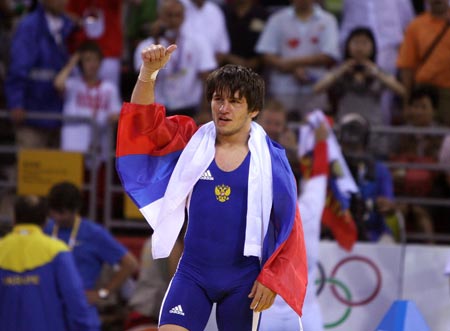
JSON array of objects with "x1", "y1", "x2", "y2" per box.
[
  {"x1": 314, "y1": 27, "x2": 406, "y2": 157},
  {"x1": 44, "y1": 181, "x2": 139, "y2": 331},
  {"x1": 134, "y1": 0, "x2": 217, "y2": 117},
  {"x1": 0, "y1": 195, "x2": 95, "y2": 331},
  {"x1": 220, "y1": 0, "x2": 269, "y2": 73},
  {"x1": 66, "y1": 0, "x2": 124, "y2": 88},
  {"x1": 54, "y1": 40, "x2": 121, "y2": 167},
  {"x1": 391, "y1": 85, "x2": 442, "y2": 243},
  {"x1": 255, "y1": 0, "x2": 339, "y2": 121},
  {"x1": 397, "y1": 0, "x2": 450, "y2": 125},
  {"x1": 257, "y1": 98, "x2": 300, "y2": 179},
  {"x1": 5, "y1": 0, "x2": 74, "y2": 149},
  {"x1": 337, "y1": 113, "x2": 396, "y2": 242},
  {"x1": 179, "y1": 0, "x2": 230, "y2": 61},
  {"x1": 392, "y1": 85, "x2": 442, "y2": 167},
  {"x1": 339, "y1": 0, "x2": 414, "y2": 124}
]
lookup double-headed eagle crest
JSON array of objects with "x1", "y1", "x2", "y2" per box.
[{"x1": 215, "y1": 184, "x2": 231, "y2": 202}]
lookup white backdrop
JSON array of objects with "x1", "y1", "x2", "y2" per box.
[
  {"x1": 317, "y1": 241, "x2": 450, "y2": 331},
  {"x1": 204, "y1": 241, "x2": 450, "y2": 331}
]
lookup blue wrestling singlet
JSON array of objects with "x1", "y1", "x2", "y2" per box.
[{"x1": 159, "y1": 152, "x2": 261, "y2": 331}]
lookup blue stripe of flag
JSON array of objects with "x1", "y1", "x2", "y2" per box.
[{"x1": 116, "y1": 150, "x2": 182, "y2": 209}]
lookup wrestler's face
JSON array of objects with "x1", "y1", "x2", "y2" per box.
[{"x1": 211, "y1": 90, "x2": 259, "y2": 137}]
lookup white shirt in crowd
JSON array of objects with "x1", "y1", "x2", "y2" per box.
[
  {"x1": 256, "y1": 4, "x2": 339, "y2": 96},
  {"x1": 61, "y1": 78, "x2": 121, "y2": 162},
  {"x1": 179, "y1": 0, "x2": 230, "y2": 55},
  {"x1": 134, "y1": 31, "x2": 217, "y2": 111}
]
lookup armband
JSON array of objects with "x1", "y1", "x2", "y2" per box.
[{"x1": 138, "y1": 66, "x2": 159, "y2": 82}]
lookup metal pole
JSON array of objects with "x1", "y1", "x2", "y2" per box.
[
  {"x1": 396, "y1": 211, "x2": 407, "y2": 300},
  {"x1": 103, "y1": 122, "x2": 114, "y2": 230}
]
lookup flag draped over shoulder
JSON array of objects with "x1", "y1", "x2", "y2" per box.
[
  {"x1": 258, "y1": 140, "x2": 308, "y2": 316},
  {"x1": 115, "y1": 103, "x2": 197, "y2": 211},
  {"x1": 298, "y1": 110, "x2": 358, "y2": 251},
  {"x1": 115, "y1": 103, "x2": 307, "y2": 316}
]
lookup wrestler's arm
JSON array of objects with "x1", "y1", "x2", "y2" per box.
[
  {"x1": 131, "y1": 44, "x2": 177, "y2": 105},
  {"x1": 248, "y1": 280, "x2": 276, "y2": 312},
  {"x1": 117, "y1": 43, "x2": 196, "y2": 154}
]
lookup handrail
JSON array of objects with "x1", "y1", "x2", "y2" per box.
[
  {"x1": 2, "y1": 109, "x2": 450, "y2": 244},
  {"x1": 384, "y1": 161, "x2": 450, "y2": 171},
  {"x1": 371, "y1": 124, "x2": 450, "y2": 136},
  {"x1": 394, "y1": 196, "x2": 450, "y2": 207},
  {"x1": 0, "y1": 109, "x2": 99, "y2": 222},
  {"x1": 0, "y1": 109, "x2": 97, "y2": 122}
]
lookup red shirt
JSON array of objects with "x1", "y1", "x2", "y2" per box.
[{"x1": 67, "y1": 0, "x2": 123, "y2": 57}]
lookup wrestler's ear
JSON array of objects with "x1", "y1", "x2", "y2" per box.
[{"x1": 250, "y1": 109, "x2": 260, "y2": 120}]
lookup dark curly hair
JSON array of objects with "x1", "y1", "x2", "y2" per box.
[{"x1": 205, "y1": 64, "x2": 265, "y2": 113}]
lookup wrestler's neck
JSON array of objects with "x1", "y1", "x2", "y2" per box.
[
  {"x1": 215, "y1": 135, "x2": 250, "y2": 172},
  {"x1": 215, "y1": 130, "x2": 251, "y2": 148}
]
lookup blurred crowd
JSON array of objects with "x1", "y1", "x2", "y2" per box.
[
  {"x1": 1, "y1": 0, "x2": 450, "y2": 330},
  {"x1": 1, "y1": 0, "x2": 449, "y2": 240}
]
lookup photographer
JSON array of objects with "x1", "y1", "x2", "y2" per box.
[{"x1": 337, "y1": 113, "x2": 396, "y2": 242}]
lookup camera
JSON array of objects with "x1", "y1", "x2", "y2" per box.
[{"x1": 353, "y1": 64, "x2": 365, "y2": 72}]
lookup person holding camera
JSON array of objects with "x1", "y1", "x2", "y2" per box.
[{"x1": 314, "y1": 27, "x2": 406, "y2": 158}]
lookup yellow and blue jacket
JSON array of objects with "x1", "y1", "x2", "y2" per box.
[{"x1": 0, "y1": 224, "x2": 95, "y2": 331}]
